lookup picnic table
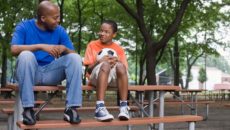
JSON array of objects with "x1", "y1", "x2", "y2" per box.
[
  {"x1": 214, "y1": 83, "x2": 230, "y2": 100},
  {"x1": 181, "y1": 89, "x2": 203, "y2": 114},
  {"x1": 128, "y1": 85, "x2": 181, "y2": 130}
]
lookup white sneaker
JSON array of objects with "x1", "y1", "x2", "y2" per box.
[
  {"x1": 95, "y1": 103, "x2": 114, "y2": 121},
  {"x1": 118, "y1": 106, "x2": 130, "y2": 120}
]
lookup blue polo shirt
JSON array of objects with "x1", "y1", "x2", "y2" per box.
[{"x1": 11, "y1": 19, "x2": 74, "y2": 66}]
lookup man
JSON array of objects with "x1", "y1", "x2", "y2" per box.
[
  {"x1": 11, "y1": 1, "x2": 82, "y2": 125},
  {"x1": 84, "y1": 20, "x2": 130, "y2": 121}
]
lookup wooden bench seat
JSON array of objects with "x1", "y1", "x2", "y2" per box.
[
  {"x1": 1, "y1": 106, "x2": 139, "y2": 115},
  {"x1": 224, "y1": 104, "x2": 230, "y2": 107},
  {"x1": 2, "y1": 106, "x2": 139, "y2": 130},
  {"x1": 0, "y1": 87, "x2": 13, "y2": 92},
  {"x1": 6, "y1": 84, "x2": 66, "y2": 91},
  {"x1": 16, "y1": 115, "x2": 203, "y2": 130},
  {"x1": 140, "y1": 100, "x2": 214, "y2": 120},
  {"x1": 140, "y1": 100, "x2": 215, "y2": 105},
  {"x1": 0, "y1": 87, "x2": 14, "y2": 98},
  {"x1": 0, "y1": 99, "x2": 45, "y2": 105}
]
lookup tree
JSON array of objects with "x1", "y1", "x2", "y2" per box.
[
  {"x1": 198, "y1": 67, "x2": 207, "y2": 89},
  {"x1": 116, "y1": 0, "x2": 191, "y2": 87},
  {"x1": 0, "y1": 0, "x2": 35, "y2": 87}
]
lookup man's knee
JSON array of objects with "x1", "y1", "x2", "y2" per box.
[
  {"x1": 18, "y1": 51, "x2": 36, "y2": 62},
  {"x1": 65, "y1": 53, "x2": 82, "y2": 65}
]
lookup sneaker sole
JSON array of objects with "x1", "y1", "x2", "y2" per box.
[
  {"x1": 64, "y1": 114, "x2": 81, "y2": 124},
  {"x1": 118, "y1": 116, "x2": 129, "y2": 120},
  {"x1": 118, "y1": 113, "x2": 130, "y2": 121},
  {"x1": 95, "y1": 116, "x2": 114, "y2": 122},
  {"x1": 23, "y1": 121, "x2": 36, "y2": 125}
]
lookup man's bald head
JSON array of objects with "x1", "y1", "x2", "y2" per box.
[{"x1": 37, "y1": 1, "x2": 59, "y2": 20}]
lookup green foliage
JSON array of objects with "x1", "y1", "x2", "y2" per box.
[
  {"x1": 201, "y1": 55, "x2": 230, "y2": 74},
  {"x1": 198, "y1": 67, "x2": 207, "y2": 83}
]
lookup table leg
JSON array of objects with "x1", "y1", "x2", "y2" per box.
[
  {"x1": 140, "y1": 92, "x2": 144, "y2": 117},
  {"x1": 159, "y1": 91, "x2": 165, "y2": 130},
  {"x1": 13, "y1": 92, "x2": 23, "y2": 130},
  {"x1": 190, "y1": 92, "x2": 195, "y2": 115},
  {"x1": 7, "y1": 114, "x2": 12, "y2": 130},
  {"x1": 195, "y1": 92, "x2": 198, "y2": 115},
  {"x1": 188, "y1": 122, "x2": 195, "y2": 130},
  {"x1": 148, "y1": 91, "x2": 154, "y2": 130}
]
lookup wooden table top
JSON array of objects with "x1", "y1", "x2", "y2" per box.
[{"x1": 128, "y1": 85, "x2": 181, "y2": 91}]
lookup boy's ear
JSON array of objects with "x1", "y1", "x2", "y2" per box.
[{"x1": 112, "y1": 33, "x2": 117, "y2": 38}]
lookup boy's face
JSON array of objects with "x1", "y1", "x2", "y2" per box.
[{"x1": 98, "y1": 23, "x2": 116, "y2": 44}]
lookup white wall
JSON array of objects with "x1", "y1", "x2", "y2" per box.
[{"x1": 188, "y1": 66, "x2": 222, "y2": 90}]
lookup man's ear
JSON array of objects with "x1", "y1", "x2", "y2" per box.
[{"x1": 41, "y1": 16, "x2": 46, "y2": 22}]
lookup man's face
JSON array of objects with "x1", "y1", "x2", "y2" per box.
[
  {"x1": 41, "y1": 7, "x2": 60, "y2": 31},
  {"x1": 98, "y1": 23, "x2": 116, "y2": 44}
]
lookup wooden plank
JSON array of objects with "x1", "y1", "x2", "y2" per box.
[
  {"x1": 128, "y1": 85, "x2": 181, "y2": 91},
  {"x1": 82, "y1": 85, "x2": 95, "y2": 90},
  {"x1": 181, "y1": 89, "x2": 204, "y2": 93},
  {"x1": 6, "y1": 84, "x2": 182, "y2": 92},
  {"x1": 0, "y1": 87, "x2": 13, "y2": 92},
  {"x1": 16, "y1": 115, "x2": 203, "y2": 129},
  {"x1": 6, "y1": 84, "x2": 95, "y2": 91},
  {"x1": 1, "y1": 106, "x2": 139, "y2": 114},
  {"x1": 0, "y1": 100, "x2": 45, "y2": 105},
  {"x1": 224, "y1": 104, "x2": 230, "y2": 107},
  {"x1": 164, "y1": 101, "x2": 215, "y2": 105},
  {"x1": 140, "y1": 100, "x2": 215, "y2": 105},
  {"x1": 6, "y1": 84, "x2": 66, "y2": 91}
]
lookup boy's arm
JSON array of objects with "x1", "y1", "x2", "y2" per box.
[{"x1": 86, "y1": 61, "x2": 100, "y2": 74}]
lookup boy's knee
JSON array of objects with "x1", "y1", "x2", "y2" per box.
[
  {"x1": 100, "y1": 62, "x2": 111, "y2": 73},
  {"x1": 116, "y1": 63, "x2": 126, "y2": 75}
]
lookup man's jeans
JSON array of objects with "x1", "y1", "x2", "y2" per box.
[{"x1": 16, "y1": 51, "x2": 82, "y2": 108}]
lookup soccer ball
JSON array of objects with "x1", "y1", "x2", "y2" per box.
[{"x1": 97, "y1": 48, "x2": 118, "y2": 61}]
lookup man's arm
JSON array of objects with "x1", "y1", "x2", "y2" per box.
[
  {"x1": 11, "y1": 44, "x2": 42, "y2": 56},
  {"x1": 11, "y1": 44, "x2": 74, "y2": 57}
]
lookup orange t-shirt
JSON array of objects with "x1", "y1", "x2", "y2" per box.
[{"x1": 83, "y1": 39, "x2": 128, "y2": 69}]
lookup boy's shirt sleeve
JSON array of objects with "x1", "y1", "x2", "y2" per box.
[{"x1": 83, "y1": 44, "x2": 96, "y2": 66}]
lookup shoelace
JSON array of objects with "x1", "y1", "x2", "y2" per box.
[
  {"x1": 120, "y1": 106, "x2": 130, "y2": 114},
  {"x1": 66, "y1": 108, "x2": 78, "y2": 117},
  {"x1": 96, "y1": 107, "x2": 109, "y2": 114}
]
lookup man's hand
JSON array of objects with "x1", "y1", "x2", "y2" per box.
[{"x1": 41, "y1": 45, "x2": 67, "y2": 58}]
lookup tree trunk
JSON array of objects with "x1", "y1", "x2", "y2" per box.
[
  {"x1": 173, "y1": 37, "x2": 180, "y2": 85},
  {"x1": 173, "y1": 36, "x2": 180, "y2": 96},
  {"x1": 76, "y1": 0, "x2": 82, "y2": 54},
  {"x1": 57, "y1": 0, "x2": 64, "y2": 24},
  {"x1": 185, "y1": 66, "x2": 191, "y2": 89},
  {"x1": 146, "y1": 45, "x2": 157, "y2": 85},
  {"x1": 145, "y1": 44, "x2": 157, "y2": 100},
  {"x1": 1, "y1": 43, "x2": 7, "y2": 87}
]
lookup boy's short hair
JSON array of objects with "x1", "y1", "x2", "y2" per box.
[{"x1": 102, "y1": 20, "x2": 118, "y2": 33}]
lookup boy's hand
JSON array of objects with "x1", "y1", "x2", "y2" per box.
[{"x1": 99, "y1": 55, "x2": 118, "y2": 68}]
